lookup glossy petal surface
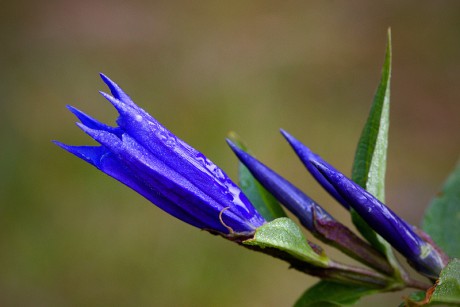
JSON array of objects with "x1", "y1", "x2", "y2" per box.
[
  {"x1": 55, "y1": 74, "x2": 265, "y2": 236},
  {"x1": 311, "y1": 158, "x2": 446, "y2": 278}
]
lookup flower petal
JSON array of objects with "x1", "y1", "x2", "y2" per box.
[
  {"x1": 67, "y1": 105, "x2": 122, "y2": 137},
  {"x1": 100, "y1": 73, "x2": 136, "y2": 107}
]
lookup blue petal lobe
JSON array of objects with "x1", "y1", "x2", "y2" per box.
[
  {"x1": 67, "y1": 105, "x2": 121, "y2": 136},
  {"x1": 52, "y1": 141, "x2": 108, "y2": 168},
  {"x1": 99, "y1": 73, "x2": 135, "y2": 106}
]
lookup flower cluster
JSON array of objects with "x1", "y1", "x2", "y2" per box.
[
  {"x1": 229, "y1": 130, "x2": 448, "y2": 279},
  {"x1": 56, "y1": 74, "x2": 448, "y2": 291}
]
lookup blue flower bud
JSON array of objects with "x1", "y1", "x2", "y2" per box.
[
  {"x1": 280, "y1": 129, "x2": 350, "y2": 209},
  {"x1": 54, "y1": 74, "x2": 266, "y2": 237},
  {"x1": 309, "y1": 156, "x2": 447, "y2": 278}
]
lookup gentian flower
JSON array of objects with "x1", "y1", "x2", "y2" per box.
[
  {"x1": 227, "y1": 140, "x2": 393, "y2": 274},
  {"x1": 54, "y1": 74, "x2": 266, "y2": 237},
  {"x1": 295, "y1": 144, "x2": 448, "y2": 279}
]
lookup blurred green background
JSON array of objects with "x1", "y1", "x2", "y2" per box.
[{"x1": 1, "y1": 1, "x2": 459, "y2": 306}]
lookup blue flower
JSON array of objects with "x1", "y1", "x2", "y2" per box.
[
  {"x1": 298, "y1": 144, "x2": 448, "y2": 278},
  {"x1": 54, "y1": 74, "x2": 266, "y2": 237}
]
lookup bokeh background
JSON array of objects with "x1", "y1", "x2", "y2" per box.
[{"x1": 1, "y1": 1, "x2": 459, "y2": 306}]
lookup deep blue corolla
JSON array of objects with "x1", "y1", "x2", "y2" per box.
[{"x1": 54, "y1": 74, "x2": 266, "y2": 237}]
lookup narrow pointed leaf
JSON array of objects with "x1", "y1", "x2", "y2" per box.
[
  {"x1": 228, "y1": 132, "x2": 286, "y2": 221},
  {"x1": 350, "y1": 29, "x2": 399, "y2": 268},
  {"x1": 243, "y1": 217, "x2": 329, "y2": 267},
  {"x1": 422, "y1": 161, "x2": 460, "y2": 258},
  {"x1": 294, "y1": 281, "x2": 378, "y2": 307},
  {"x1": 352, "y1": 29, "x2": 391, "y2": 201}
]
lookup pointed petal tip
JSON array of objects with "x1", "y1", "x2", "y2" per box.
[
  {"x1": 226, "y1": 139, "x2": 245, "y2": 157},
  {"x1": 280, "y1": 129, "x2": 301, "y2": 151},
  {"x1": 53, "y1": 140, "x2": 75, "y2": 155},
  {"x1": 66, "y1": 105, "x2": 87, "y2": 120},
  {"x1": 279, "y1": 128, "x2": 291, "y2": 139},
  {"x1": 280, "y1": 130, "x2": 316, "y2": 160},
  {"x1": 283, "y1": 136, "x2": 351, "y2": 210},
  {"x1": 99, "y1": 73, "x2": 134, "y2": 106},
  {"x1": 99, "y1": 73, "x2": 122, "y2": 98},
  {"x1": 99, "y1": 73, "x2": 115, "y2": 88},
  {"x1": 226, "y1": 138, "x2": 236, "y2": 149},
  {"x1": 52, "y1": 140, "x2": 83, "y2": 157},
  {"x1": 279, "y1": 129, "x2": 301, "y2": 146},
  {"x1": 279, "y1": 128, "x2": 293, "y2": 142},
  {"x1": 99, "y1": 91, "x2": 123, "y2": 110},
  {"x1": 225, "y1": 138, "x2": 243, "y2": 157},
  {"x1": 52, "y1": 140, "x2": 68, "y2": 149},
  {"x1": 100, "y1": 73, "x2": 122, "y2": 98},
  {"x1": 66, "y1": 104, "x2": 79, "y2": 118},
  {"x1": 75, "y1": 121, "x2": 95, "y2": 135},
  {"x1": 99, "y1": 90, "x2": 112, "y2": 99}
]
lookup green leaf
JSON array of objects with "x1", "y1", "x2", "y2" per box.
[
  {"x1": 243, "y1": 217, "x2": 329, "y2": 267},
  {"x1": 228, "y1": 131, "x2": 286, "y2": 221},
  {"x1": 430, "y1": 258, "x2": 460, "y2": 305},
  {"x1": 350, "y1": 29, "x2": 401, "y2": 271},
  {"x1": 422, "y1": 161, "x2": 460, "y2": 258},
  {"x1": 294, "y1": 281, "x2": 378, "y2": 307},
  {"x1": 398, "y1": 261, "x2": 460, "y2": 306},
  {"x1": 352, "y1": 29, "x2": 391, "y2": 202}
]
